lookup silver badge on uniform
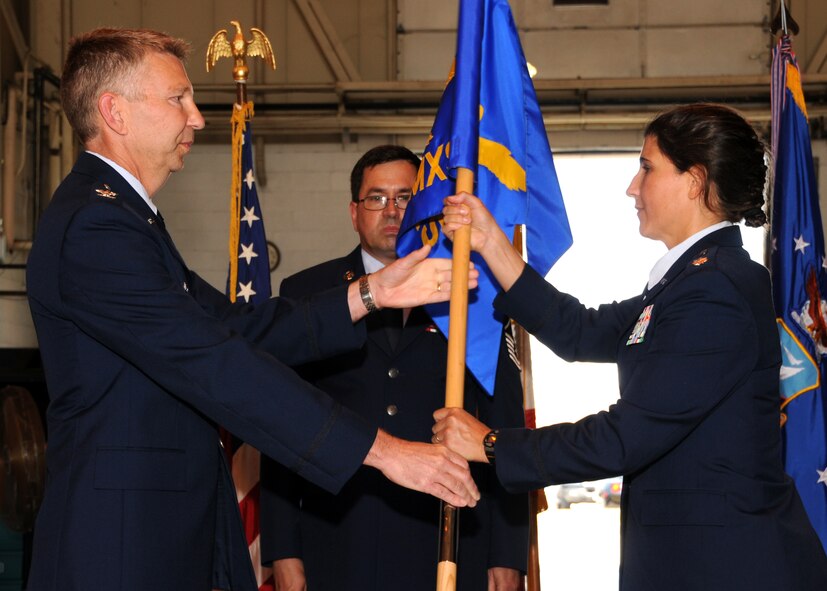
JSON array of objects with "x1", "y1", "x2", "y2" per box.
[
  {"x1": 95, "y1": 184, "x2": 118, "y2": 199},
  {"x1": 626, "y1": 304, "x2": 654, "y2": 346}
]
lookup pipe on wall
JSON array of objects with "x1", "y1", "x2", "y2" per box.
[
  {"x1": 46, "y1": 102, "x2": 62, "y2": 203},
  {"x1": 2, "y1": 85, "x2": 19, "y2": 251},
  {"x1": 60, "y1": 112, "x2": 73, "y2": 181}
]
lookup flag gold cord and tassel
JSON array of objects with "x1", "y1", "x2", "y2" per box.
[{"x1": 227, "y1": 101, "x2": 254, "y2": 303}]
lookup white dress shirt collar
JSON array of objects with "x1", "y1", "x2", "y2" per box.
[
  {"x1": 86, "y1": 151, "x2": 157, "y2": 215},
  {"x1": 647, "y1": 221, "x2": 733, "y2": 290},
  {"x1": 359, "y1": 249, "x2": 410, "y2": 324},
  {"x1": 361, "y1": 249, "x2": 386, "y2": 273}
]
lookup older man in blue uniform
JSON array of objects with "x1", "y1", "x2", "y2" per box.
[
  {"x1": 260, "y1": 146, "x2": 528, "y2": 591},
  {"x1": 25, "y1": 29, "x2": 479, "y2": 591}
]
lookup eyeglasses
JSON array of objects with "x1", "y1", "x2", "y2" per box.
[{"x1": 357, "y1": 194, "x2": 412, "y2": 211}]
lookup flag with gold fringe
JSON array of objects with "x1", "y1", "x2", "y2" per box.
[{"x1": 770, "y1": 33, "x2": 827, "y2": 552}]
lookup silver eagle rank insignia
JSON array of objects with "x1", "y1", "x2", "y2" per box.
[{"x1": 94, "y1": 184, "x2": 118, "y2": 199}]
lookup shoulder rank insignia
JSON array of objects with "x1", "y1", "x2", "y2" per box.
[
  {"x1": 94, "y1": 184, "x2": 118, "y2": 199},
  {"x1": 626, "y1": 304, "x2": 654, "y2": 346},
  {"x1": 691, "y1": 256, "x2": 709, "y2": 266}
]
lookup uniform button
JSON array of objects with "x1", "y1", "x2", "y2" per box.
[
  {"x1": 388, "y1": 367, "x2": 399, "y2": 378},
  {"x1": 386, "y1": 404, "x2": 398, "y2": 416}
]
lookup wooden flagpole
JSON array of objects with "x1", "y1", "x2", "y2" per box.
[
  {"x1": 206, "y1": 22, "x2": 276, "y2": 590},
  {"x1": 436, "y1": 167, "x2": 475, "y2": 591},
  {"x1": 512, "y1": 225, "x2": 547, "y2": 591}
]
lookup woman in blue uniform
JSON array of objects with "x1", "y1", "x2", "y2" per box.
[{"x1": 433, "y1": 104, "x2": 827, "y2": 590}]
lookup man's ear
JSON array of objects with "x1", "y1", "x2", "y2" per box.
[
  {"x1": 349, "y1": 201, "x2": 359, "y2": 232},
  {"x1": 98, "y1": 92, "x2": 127, "y2": 135}
]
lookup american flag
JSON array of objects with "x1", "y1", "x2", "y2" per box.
[{"x1": 222, "y1": 102, "x2": 274, "y2": 590}]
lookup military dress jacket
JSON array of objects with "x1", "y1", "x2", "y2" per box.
[
  {"x1": 491, "y1": 226, "x2": 827, "y2": 590},
  {"x1": 25, "y1": 153, "x2": 376, "y2": 591},
  {"x1": 260, "y1": 246, "x2": 529, "y2": 591}
]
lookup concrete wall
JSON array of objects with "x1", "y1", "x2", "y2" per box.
[
  {"x1": 66, "y1": 0, "x2": 391, "y2": 87},
  {"x1": 398, "y1": 0, "x2": 770, "y2": 80},
  {"x1": 2, "y1": 0, "x2": 827, "y2": 347}
]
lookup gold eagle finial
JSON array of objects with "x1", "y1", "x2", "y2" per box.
[{"x1": 206, "y1": 20, "x2": 276, "y2": 82}]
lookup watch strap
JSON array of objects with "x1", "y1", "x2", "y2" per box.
[
  {"x1": 359, "y1": 274, "x2": 377, "y2": 313},
  {"x1": 483, "y1": 429, "x2": 499, "y2": 465}
]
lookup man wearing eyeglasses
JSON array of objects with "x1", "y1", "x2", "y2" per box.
[{"x1": 260, "y1": 145, "x2": 528, "y2": 591}]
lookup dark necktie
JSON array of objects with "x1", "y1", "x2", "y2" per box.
[{"x1": 380, "y1": 307, "x2": 403, "y2": 351}]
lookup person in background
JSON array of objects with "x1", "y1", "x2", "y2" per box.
[
  {"x1": 261, "y1": 145, "x2": 528, "y2": 591},
  {"x1": 25, "y1": 29, "x2": 480, "y2": 591},
  {"x1": 433, "y1": 104, "x2": 827, "y2": 590}
]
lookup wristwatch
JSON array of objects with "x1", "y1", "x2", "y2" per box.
[
  {"x1": 359, "y1": 274, "x2": 377, "y2": 313},
  {"x1": 483, "y1": 429, "x2": 499, "y2": 465}
]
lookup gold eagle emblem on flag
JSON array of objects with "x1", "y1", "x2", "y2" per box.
[{"x1": 206, "y1": 20, "x2": 276, "y2": 81}]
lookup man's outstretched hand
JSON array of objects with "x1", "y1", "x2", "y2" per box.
[
  {"x1": 348, "y1": 244, "x2": 480, "y2": 322},
  {"x1": 364, "y1": 429, "x2": 480, "y2": 507}
]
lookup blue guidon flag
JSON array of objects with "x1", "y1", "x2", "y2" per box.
[
  {"x1": 396, "y1": 0, "x2": 572, "y2": 395},
  {"x1": 771, "y1": 33, "x2": 827, "y2": 551}
]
